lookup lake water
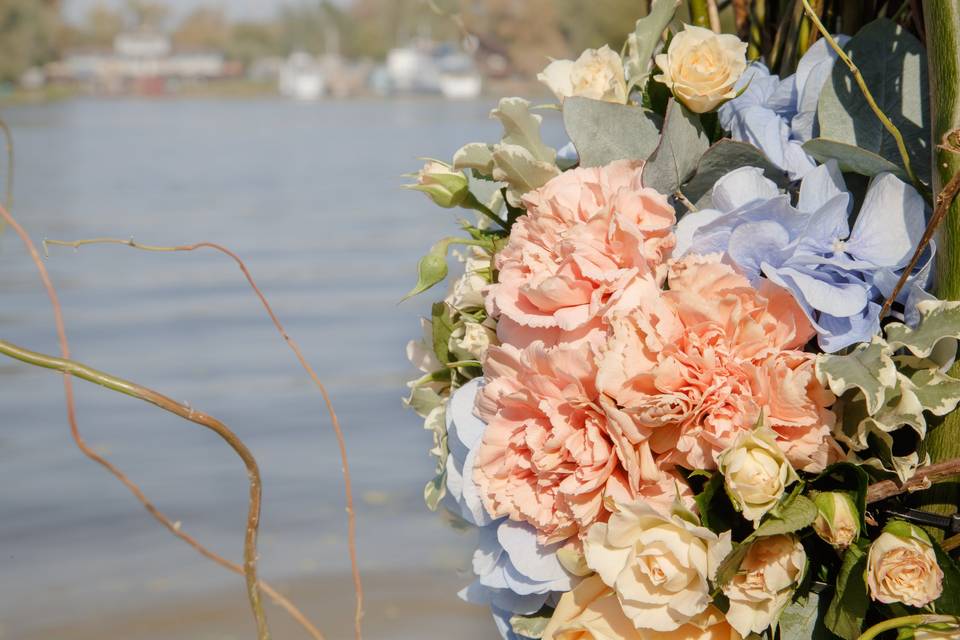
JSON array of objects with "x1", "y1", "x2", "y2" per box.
[{"x1": 0, "y1": 97, "x2": 566, "y2": 639}]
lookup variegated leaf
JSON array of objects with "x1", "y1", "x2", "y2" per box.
[
  {"x1": 885, "y1": 300, "x2": 960, "y2": 358},
  {"x1": 816, "y1": 337, "x2": 897, "y2": 414}
]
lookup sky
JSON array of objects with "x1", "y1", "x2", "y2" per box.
[{"x1": 64, "y1": 0, "x2": 314, "y2": 23}]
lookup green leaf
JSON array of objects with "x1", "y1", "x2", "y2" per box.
[
  {"x1": 755, "y1": 495, "x2": 818, "y2": 538},
  {"x1": 424, "y1": 472, "x2": 446, "y2": 511},
  {"x1": 715, "y1": 541, "x2": 751, "y2": 588},
  {"x1": 815, "y1": 337, "x2": 897, "y2": 415},
  {"x1": 625, "y1": 0, "x2": 680, "y2": 89},
  {"x1": 812, "y1": 463, "x2": 870, "y2": 530},
  {"x1": 905, "y1": 367, "x2": 960, "y2": 416},
  {"x1": 402, "y1": 238, "x2": 455, "y2": 300},
  {"x1": 817, "y1": 18, "x2": 931, "y2": 185},
  {"x1": 642, "y1": 99, "x2": 709, "y2": 195},
  {"x1": 933, "y1": 542, "x2": 960, "y2": 615},
  {"x1": 694, "y1": 472, "x2": 737, "y2": 533},
  {"x1": 802, "y1": 138, "x2": 908, "y2": 180},
  {"x1": 509, "y1": 608, "x2": 552, "y2": 639},
  {"x1": 562, "y1": 97, "x2": 662, "y2": 167},
  {"x1": 885, "y1": 300, "x2": 960, "y2": 359},
  {"x1": 825, "y1": 543, "x2": 869, "y2": 640},
  {"x1": 779, "y1": 592, "x2": 834, "y2": 640},
  {"x1": 684, "y1": 139, "x2": 790, "y2": 205},
  {"x1": 431, "y1": 302, "x2": 455, "y2": 364}
]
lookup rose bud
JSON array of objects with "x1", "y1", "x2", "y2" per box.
[
  {"x1": 812, "y1": 491, "x2": 860, "y2": 549},
  {"x1": 404, "y1": 160, "x2": 469, "y2": 208},
  {"x1": 719, "y1": 429, "x2": 798, "y2": 526}
]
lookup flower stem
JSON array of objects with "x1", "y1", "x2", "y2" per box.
[
  {"x1": 462, "y1": 192, "x2": 506, "y2": 228},
  {"x1": 687, "y1": 0, "x2": 711, "y2": 29},
  {"x1": 857, "y1": 614, "x2": 959, "y2": 640},
  {"x1": 800, "y1": 0, "x2": 921, "y2": 191},
  {"x1": 919, "y1": 0, "x2": 960, "y2": 526}
]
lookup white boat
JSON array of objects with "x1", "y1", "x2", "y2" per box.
[
  {"x1": 439, "y1": 73, "x2": 482, "y2": 99},
  {"x1": 278, "y1": 52, "x2": 325, "y2": 101}
]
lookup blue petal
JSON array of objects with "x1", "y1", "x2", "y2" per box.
[
  {"x1": 727, "y1": 220, "x2": 792, "y2": 280},
  {"x1": 816, "y1": 302, "x2": 882, "y2": 352},
  {"x1": 766, "y1": 264, "x2": 870, "y2": 316},
  {"x1": 711, "y1": 166, "x2": 780, "y2": 210},
  {"x1": 792, "y1": 35, "x2": 849, "y2": 142},
  {"x1": 847, "y1": 173, "x2": 927, "y2": 267},
  {"x1": 674, "y1": 208, "x2": 726, "y2": 256},
  {"x1": 797, "y1": 160, "x2": 848, "y2": 214},
  {"x1": 497, "y1": 520, "x2": 572, "y2": 589}
]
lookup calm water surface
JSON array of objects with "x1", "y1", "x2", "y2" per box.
[{"x1": 0, "y1": 97, "x2": 566, "y2": 639}]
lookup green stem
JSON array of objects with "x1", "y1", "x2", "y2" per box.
[
  {"x1": 748, "y1": 0, "x2": 766, "y2": 60},
  {"x1": 801, "y1": 0, "x2": 922, "y2": 191},
  {"x1": 920, "y1": 0, "x2": 960, "y2": 523},
  {"x1": 858, "y1": 614, "x2": 958, "y2": 640},
  {"x1": 687, "y1": 0, "x2": 711, "y2": 28},
  {"x1": 462, "y1": 192, "x2": 506, "y2": 229}
]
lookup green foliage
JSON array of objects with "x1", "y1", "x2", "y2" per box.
[
  {"x1": 694, "y1": 472, "x2": 737, "y2": 533},
  {"x1": 812, "y1": 463, "x2": 870, "y2": 531},
  {"x1": 561, "y1": 97, "x2": 662, "y2": 167},
  {"x1": 816, "y1": 19, "x2": 931, "y2": 185},
  {"x1": 624, "y1": 0, "x2": 679, "y2": 90},
  {"x1": 509, "y1": 607, "x2": 552, "y2": 639},
  {"x1": 824, "y1": 542, "x2": 869, "y2": 640},
  {"x1": 779, "y1": 592, "x2": 835, "y2": 640},
  {"x1": 802, "y1": 138, "x2": 908, "y2": 181},
  {"x1": 885, "y1": 301, "x2": 960, "y2": 359},
  {"x1": 403, "y1": 238, "x2": 455, "y2": 301},
  {"x1": 642, "y1": 99, "x2": 709, "y2": 195},
  {"x1": 0, "y1": 0, "x2": 61, "y2": 84},
  {"x1": 933, "y1": 542, "x2": 960, "y2": 615},
  {"x1": 817, "y1": 338, "x2": 897, "y2": 415}
]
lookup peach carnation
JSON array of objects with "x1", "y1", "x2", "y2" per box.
[
  {"x1": 474, "y1": 339, "x2": 689, "y2": 544},
  {"x1": 487, "y1": 160, "x2": 676, "y2": 347},
  {"x1": 597, "y1": 254, "x2": 836, "y2": 472}
]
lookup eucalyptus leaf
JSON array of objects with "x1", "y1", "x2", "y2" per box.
[
  {"x1": 778, "y1": 593, "x2": 826, "y2": 640},
  {"x1": 684, "y1": 139, "x2": 790, "y2": 204},
  {"x1": 817, "y1": 18, "x2": 930, "y2": 185},
  {"x1": 802, "y1": 138, "x2": 908, "y2": 180},
  {"x1": 815, "y1": 337, "x2": 897, "y2": 415},
  {"x1": 562, "y1": 97, "x2": 662, "y2": 167},
  {"x1": 642, "y1": 99, "x2": 709, "y2": 195},
  {"x1": 625, "y1": 0, "x2": 680, "y2": 89},
  {"x1": 825, "y1": 543, "x2": 869, "y2": 640}
]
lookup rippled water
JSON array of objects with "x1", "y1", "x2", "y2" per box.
[{"x1": 0, "y1": 97, "x2": 565, "y2": 639}]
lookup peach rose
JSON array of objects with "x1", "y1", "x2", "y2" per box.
[
  {"x1": 583, "y1": 502, "x2": 731, "y2": 632},
  {"x1": 722, "y1": 534, "x2": 806, "y2": 636},
  {"x1": 597, "y1": 254, "x2": 836, "y2": 471},
  {"x1": 487, "y1": 160, "x2": 675, "y2": 347},
  {"x1": 867, "y1": 524, "x2": 943, "y2": 608},
  {"x1": 544, "y1": 576, "x2": 740, "y2": 640}
]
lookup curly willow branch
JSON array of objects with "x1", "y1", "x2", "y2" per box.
[
  {"x1": 44, "y1": 236, "x2": 364, "y2": 639},
  {"x1": 0, "y1": 116, "x2": 13, "y2": 217},
  {"x1": 865, "y1": 456, "x2": 960, "y2": 504},
  {"x1": 800, "y1": 0, "x2": 921, "y2": 191},
  {"x1": 0, "y1": 205, "x2": 273, "y2": 640}
]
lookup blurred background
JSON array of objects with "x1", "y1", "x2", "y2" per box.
[{"x1": 0, "y1": 0, "x2": 658, "y2": 639}]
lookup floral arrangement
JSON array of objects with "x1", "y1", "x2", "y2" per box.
[{"x1": 404, "y1": 2, "x2": 960, "y2": 639}]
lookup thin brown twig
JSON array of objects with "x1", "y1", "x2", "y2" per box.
[
  {"x1": 879, "y1": 169, "x2": 960, "y2": 319},
  {"x1": 865, "y1": 456, "x2": 960, "y2": 503},
  {"x1": 45, "y1": 236, "x2": 364, "y2": 639},
  {"x1": 0, "y1": 117, "x2": 13, "y2": 216},
  {"x1": 0, "y1": 207, "x2": 272, "y2": 640}
]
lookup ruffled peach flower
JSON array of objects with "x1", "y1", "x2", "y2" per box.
[
  {"x1": 597, "y1": 254, "x2": 836, "y2": 471},
  {"x1": 487, "y1": 160, "x2": 676, "y2": 347},
  {"x1": 474, "y1": 339, "x2": 690, "y2": 544}
]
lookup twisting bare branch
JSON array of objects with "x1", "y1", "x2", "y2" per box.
[
  {"x1": 44, "y1": 235, "x2": 364, "y2": 639},
  {"x1": 865, "y1": 457, "x2": 960, "y2": 504}
]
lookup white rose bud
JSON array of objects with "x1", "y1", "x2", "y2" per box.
[
  {"x1": 538, "y1": 45, "x2": 628, "y2": 104},
  {"x1": 654, "y1": 24, "x2": 747, "y2": 113},
  {"x1": 812, "y1": 492, "x2": 860, "y2": 549},
  {"x1": 867, "y1": 521, "x2": 944, "y2": 608},
  {"x1": 718, "y1": 430, "x2": 798, "y2": 526},
  {"x1": 583, "y1": 501, "x2": 732, "y2": 632},
  {"x1": 723, "y1": 534, "x2": 806, "y2": 636},
  {"x1": 448, "y1": 321, "x2": 496, "y2": 362},
  {"x1": 404, "y1": 160, "x2": 469, "y2": 208}
]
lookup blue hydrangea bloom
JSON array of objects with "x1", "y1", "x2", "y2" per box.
[
  {"x1": 443, "y1": 379, "x2": 573, "y2": 639},
  {"x1": 675, "y1": 162, "x2": 932, "y2": 352},
  {"x1": 719, "y1": 37, "x2": 849, "y2": 180}
]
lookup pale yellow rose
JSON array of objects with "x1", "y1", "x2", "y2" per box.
[
  {"x1": 545, "y1": 576, "x2": 741, "y2": 640},
  {"x1": 654, "y1": 24, "x2": 747, "y2": 113},
  {"x1": 583, "y1": 502, "x2": 731, "y2": 632},
  {"x1": 867, "y1": 524, "x2": 943, "y2": 608},
  {"x1": 538, "y1": 45, "x2": 628, "y2": 104},
  {"x1": 811, "y1": 492, "x2": 860, "y2": 549},
  {"x1": 722, "y1": 534, "x2": 806, "y2": 636},
  {"x1": 718, "y1": 430, "x2": 798, "y2": 526}
]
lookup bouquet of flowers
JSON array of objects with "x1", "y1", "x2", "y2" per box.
[{"x1": 404, "y1": 2, "x2": 960, "y2": 638}]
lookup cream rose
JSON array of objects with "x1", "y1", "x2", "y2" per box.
[
  {"x1": 545, "y1": 578, "x2": 742, "y2": 640},
  {"x1": 867, "y1": 523, "x2": 943, "y2": 607},
  {"x1": 538, "y1": 45, "x2": 628, "y2": 104},
  {"x1": 654, "y1": 25, "x2": 747, "y2": 113},
  {"x1": 405, "y1": 159, "x2": 469, "y2": 208},
  {"x1": 583, "y1": 502, "x2": 731, "y2": 632},
  {"x1": 811, "y1": 492, "x2": 860, "y2": 549},
  {"x1": 718, "y1": 430, "x2": 798, "y2": 526},
  {"x1": 448, "y1": 320, "x2": 496, "y2": 362},
  {"x1": 723, "y1": 534, "x2": 806, "y2": 636}
]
